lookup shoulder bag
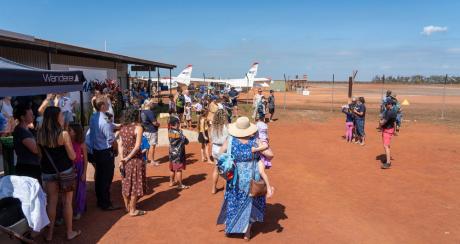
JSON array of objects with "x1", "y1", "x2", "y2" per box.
[
  {"x1": 41, "y1": 146, "x2": 76, "y2": 193},
  {"x1": 249, "y1": 154, "x2": 267, "y2": 197}
]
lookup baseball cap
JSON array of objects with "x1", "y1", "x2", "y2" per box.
[{"x1": 169, "y1": 115, "x2": 180, "y2": 126}]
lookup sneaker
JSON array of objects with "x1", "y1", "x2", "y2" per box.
[
  {"x1": 73, "y1": 213, "x2": 81, "y2": 220},
  {"x1": 381, "y1": 163, "x2": 391, "y2": 169}
]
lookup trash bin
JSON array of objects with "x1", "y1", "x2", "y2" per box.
[{"x1": 0, "y1": 137, "x2": 14, "y2": 175}]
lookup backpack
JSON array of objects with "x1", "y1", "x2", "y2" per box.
[{"x1": 176, "y1": 95, "x2": 184, "y2": 108}]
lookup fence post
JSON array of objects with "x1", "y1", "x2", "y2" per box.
[
  {"x1": 441, "y1": 74, "x2": 447, "y2": 119},
  {"x1": 331, "y1": 74, "x2": 335, "y2": 112},
  {"x1": 283, "y1": 74, "x2": 287, "y2": 110}
]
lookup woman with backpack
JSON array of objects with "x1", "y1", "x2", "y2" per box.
[
  {"x1": 210, "y1": 109, "x2": 229, "y2": 194},
  {"x1": 175, "y1": 88, "x2": 186, "y2": 123}
]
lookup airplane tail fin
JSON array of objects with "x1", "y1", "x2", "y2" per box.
[
  {"x1": 244, "y1": 62, "x2": 258, "y2": 87},
  {"x1": 176, "y1": 65, "x2": 192, "y2": 85}
]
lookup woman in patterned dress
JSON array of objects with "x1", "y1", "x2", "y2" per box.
[
  {"x1": 119, "y1": 109, "x2": 147, "y2": 217},
  {"x1": 217, "y1": 117, "x2": 274, "y2": 241}
]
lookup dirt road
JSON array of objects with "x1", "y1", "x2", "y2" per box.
[{"x1": 43, "y1": 114, "x2": 460, "y2": 244}]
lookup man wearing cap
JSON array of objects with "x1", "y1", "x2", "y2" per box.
[
  {"x1": 379, "y1": 101, "x2": 397, "y2": 169},
  {"x1": 252, "y1": 89, "x2": 263, "y2": 121}
]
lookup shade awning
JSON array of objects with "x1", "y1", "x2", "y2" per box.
[{"x1": 0, "y1": 57, "x2": 85, "y2": 96}]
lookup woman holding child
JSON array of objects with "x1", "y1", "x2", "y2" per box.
[{"x1": 217, "y1": 116, "x2": 274, "y2": 241}]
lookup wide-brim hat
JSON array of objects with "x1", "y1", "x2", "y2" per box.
[{"x1": 228, "y1": 117, "x2": 258, "y2": 138}]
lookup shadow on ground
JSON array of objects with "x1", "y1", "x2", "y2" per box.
[
  {"x1": 138, "y1": 173, "x2": 206, "y2": 212},
  {"x1": 252, "y1": 203, "x2": 287, "y2": 237},
  {"x1": 223, "y1": 203, "x2": 288, "y2": 241},
  {"x1": 155, "y1": 153, "x2": 197, "y2": 165}
]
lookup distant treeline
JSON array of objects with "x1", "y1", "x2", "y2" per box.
[{"x1": 372, "y1": 75, "x2": 460, "y2": 84}]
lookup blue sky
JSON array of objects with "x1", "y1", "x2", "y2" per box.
[{"x1": 1, "y1": 0, "x2": 459, "y2": 80}]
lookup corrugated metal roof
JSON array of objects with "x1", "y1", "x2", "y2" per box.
[{"x1": 0, "y1": 29, "x2": 176, "y2": 69}]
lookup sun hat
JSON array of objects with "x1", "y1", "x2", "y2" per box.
[{"x1": 228, "y1": 117, "x2": 258, "y2": 138}]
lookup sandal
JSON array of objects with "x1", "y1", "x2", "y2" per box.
[
  {"x1": 66, "y1": 230, "x2": 82, "y2": 241},
  {"x1": 169, "y1": 181, "x2": 178, "y2": 187},
  {"x1": 177, "y1": 184, "x2": 190, "y2": 190},
  {"x1": 129, "y1": 210, "x2": 146, "y2": 217}
]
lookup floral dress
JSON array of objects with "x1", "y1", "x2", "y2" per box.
[
  {"x1": 120, "y1": 125, "x2": 147, "y2": 197},
  {"x1": 217, "y1": 136, "x2": 266, "y2": 234}
]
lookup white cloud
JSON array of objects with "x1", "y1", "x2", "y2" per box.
[
  {"x1": 447, "y1": 48, "x2": 460, "y2": 54},
  {"x1": 336, "y1": 51, "x2": 353, "y2": 56},
  {"x1": 421, "y1": 25, "x2": 448, "y2": 36}
]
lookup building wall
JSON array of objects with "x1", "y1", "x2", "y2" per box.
[
  {"x1": 0, "y1": 46, "x2": 48, "y2": 69},
  {"x1": 0, "y1": 45, "x2": 129, "y2": 89}
]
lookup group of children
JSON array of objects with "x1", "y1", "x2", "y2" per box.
[{"x1": 341, "y1": 96, "x2": 367, "y2": 145}]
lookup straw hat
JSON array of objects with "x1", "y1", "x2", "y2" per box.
[{"x1": 228, "y1": 117, "x2": 258, "y2": 138}]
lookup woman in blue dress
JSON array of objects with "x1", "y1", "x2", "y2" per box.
[{"x1": 217, "y1": 116, "x2": 274, "y2": 241}]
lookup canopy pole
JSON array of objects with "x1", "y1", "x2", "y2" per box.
[
  {"x1": 157, "y1": 67, "x2": 160, "y2": 103},
  {"x1": 79, "y1": 91, "x2": 84, "y2": 125},
  {"x1": 169, "y1": 68, "x2": 172, "y2": 96},
  {"x1": 148, "y1": 67, "x2": 151, "y2": 98}
]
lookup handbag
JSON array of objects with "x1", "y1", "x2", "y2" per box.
[
  {"x1": 41, "y1": 146, "x2": 76, "y2": 193},
  {"x1": 249, "y1": 155, "x2": 267, "y2": 197}
]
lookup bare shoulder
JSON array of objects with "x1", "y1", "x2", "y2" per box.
[{"x1": 59, "y1": 130, "x2": 71, "y2": 144}]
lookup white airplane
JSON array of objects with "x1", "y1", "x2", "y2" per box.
[
  {"x1": 139, "y1": 63, "x2": 271, "y2": 90},
  {"x1": 138, "y1": 65, "x2": 192, "y2": 89},
  {"x1": 190, "y1": 62, "x2": 271, "y2": 89}
]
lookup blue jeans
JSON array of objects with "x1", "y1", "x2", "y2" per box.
[{"x1": 355, "y1": 119, "x2": 365, "y2": 137}]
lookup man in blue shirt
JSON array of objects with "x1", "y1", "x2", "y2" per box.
[
  {"x1": 141, "y1": 99, "x2": 160, "y2": 165},
  {"x1": 89, "y1": 96, "x2": 119, "y2": 210}
]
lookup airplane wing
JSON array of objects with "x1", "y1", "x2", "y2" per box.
[
  {"x1": 190, "y1": 77, "x2": 226, "y2": 83},
  {"x1": 254, "y1": 77, "x2": 271, "y2": 82}
]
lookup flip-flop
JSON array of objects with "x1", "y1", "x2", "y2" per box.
[
  {"x1": 66, "y1": 230, "x2": 82, "y2": 241},
  {"x1": 129, "y1": 210, "x2": 146, "y2": 217}
]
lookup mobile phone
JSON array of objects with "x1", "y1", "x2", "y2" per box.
[{"x1": 119, "y1": 167, "x2": 125, "y2": 178}]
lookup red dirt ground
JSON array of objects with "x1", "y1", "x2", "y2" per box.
[{"x1": 41, "y1": 114, "x2": 460, "y2": 244}]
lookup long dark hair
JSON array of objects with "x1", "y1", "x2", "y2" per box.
[
  {"x1": 69, "y1": 123, "x2": 84, "y2": 144},
  {"x1": 37, "y1": 106, "x2": 62, "y2": 147},
  {"x1": 121, "y1": 109, "x2": 140, "y2": 125}
]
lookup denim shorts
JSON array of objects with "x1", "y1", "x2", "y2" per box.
[{"x1": 42, "y1": 167, "x2": 73, "y2": 182}]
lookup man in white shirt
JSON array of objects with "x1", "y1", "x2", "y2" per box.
[
  {"x1": 184, "y1": 89, "x2": 192, "y2": 104},
  {"x1": 252, "y1": 88, "x2": 263, "y2": 121},
  {"x1": 56, "y1": 93, "x2": 75, "y2": 128}
]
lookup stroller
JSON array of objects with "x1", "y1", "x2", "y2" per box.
[
  {"x1": 0, "y1": 197, "x2": 34, "y2": 243},
  {"x1": 0, "y1": 175, "x2": 49, "y2": 244}
]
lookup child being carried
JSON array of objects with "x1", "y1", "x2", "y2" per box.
[{"x1": 252, "y1": 118, "x2": 274, "y2": 169}]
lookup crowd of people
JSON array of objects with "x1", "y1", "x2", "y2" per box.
[
  {"x1": 341, "y1": 90, "x2": 402, "y2": 169},
  {"x1": 1, "y1": 84, "x2": 277, "y2": 241}
]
